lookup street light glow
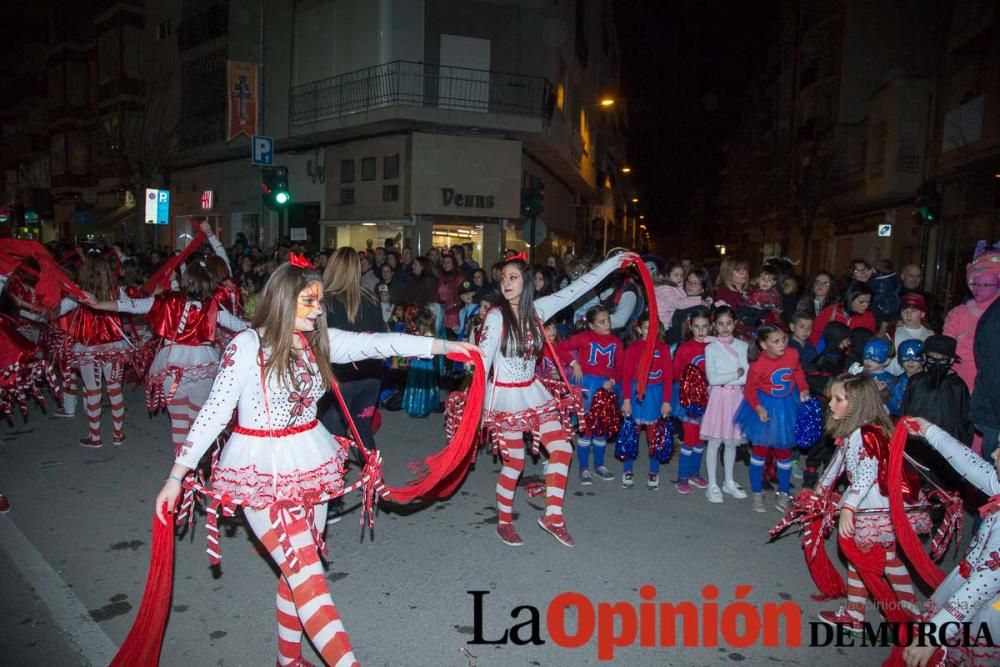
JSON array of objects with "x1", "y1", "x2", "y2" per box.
[
  {"x1": 631, "y1": 197, "x2": 639, "y2": 203},
  {"x1": 600, "y1": 97, "x2": 615, "y2": 107},
  {"x1": 621, "y1": 166, "x2": 632, "y2": 173}
]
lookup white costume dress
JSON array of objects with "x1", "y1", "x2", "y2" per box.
[
  {"x1": 819, "y1": 427, "x2": 932, "y2": 547},
  {"x1": 176, "y1": 328, "x2": 435, "y2": 508},
  {"x1": 480, "y1": 255, "x2": 626, "y2": 430},
  {"x1": 920, "y1": 425, "x2": 1000, "y2": 665}
]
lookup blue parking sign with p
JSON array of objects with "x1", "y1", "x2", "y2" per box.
[{"x1": 252, "y1": 135, "x2": 274, "y2": 166}]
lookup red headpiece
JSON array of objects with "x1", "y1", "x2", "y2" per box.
[
  {"x1": 506, "y1": 251, "x2": 528, "y2": 264},
  {"x1": 289, "y1": 252, "x2": 315, "y2": 269}
]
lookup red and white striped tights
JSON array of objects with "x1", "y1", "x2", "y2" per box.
[
  {"x1": 844, "y1": 548, "x2": 920, "y2": 625},
  {"x1": 496, "y1": 418, "x2": 573, "y2": 526},
  {"x1": 244, "y1": 504, "x2": 359, "y2": 667},
  {"x1": 166, "y1": 377, "x2": 213, "y2": 452},
  {"x1": 79, "y1": 362, "x2": 125, "y2": 443}
]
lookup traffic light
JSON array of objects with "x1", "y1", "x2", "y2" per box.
[
  {"x1": 915, "y1": 192, "x2": 940, "y2": 224},
  {"x1": 520, "y1": 175, "x2": 544, "y2": 217},
  {"x1": 261, "y1": 166, "x2": 291, "y2": 209}
]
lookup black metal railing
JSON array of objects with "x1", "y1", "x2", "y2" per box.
[{"x1": 290, "y1": 60, "x2": 553, "y2": 124}]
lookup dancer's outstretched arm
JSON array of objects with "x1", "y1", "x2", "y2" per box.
[{"x1": 535, "y1": 252, "x2": 638, "y2": 323}]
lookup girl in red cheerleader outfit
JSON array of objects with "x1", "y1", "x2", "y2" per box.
[
  {"x1": 734, "y1": 323, "x2": 810, "y2": 512},
  {"x1": 481, "y1": 252, "x2": 639, "y2": 547},
  {"x1": 54, "y1": 252, "x2": 132, "y2": 447},
  {"x1": 85, "y1": 262, "x2": 248, "y2": 452},
  {"x1": 816, "y1": 374, "x2": 930, "y2": 633},
  {"x1": 558, "y1": 305, "x2": 624, "y2": 485},
  {"x1": 671, "y1": 306, "x2": 712, "y2": 493},
  {"x1": 619, "y1": 313, "x2": 672, "y2": 489}
]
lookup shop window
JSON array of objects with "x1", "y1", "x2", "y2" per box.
[
  {"x1": 340, "y1": 188, "x2": 355, "y2": 204},
  {"x1": 361, "y1": 157, "x2": 376, "y2": 181},
  {"x1": 383, "y1": 184, "x2": 399, "y2": 202},
  {"x1": 340, "y1": 159, "x2": 354, "y2": 183},
  {"x1": 383, "y1": 153, "x2": 399, "y2": 179}
]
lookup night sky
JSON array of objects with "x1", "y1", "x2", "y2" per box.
[{"x1": 615, "y1": 0, "x2": 778, "y2": 256}]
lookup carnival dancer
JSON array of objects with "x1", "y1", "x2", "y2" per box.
[
  {"x1": 671, "y1": 306, "x2": 712, "y2": 493},
  {"x1": 815, "y1": 375, "x2": 931, "y2": 633},
  {"x1": 200, "y1": 221, "x2": 244, "y2": 348},
  {"x1": 145, "y1": 258, "x2": 480, "y2": 667},
  {"x1": 53, "y1": 252, "x2": 132, "y2": 447},
  {"x1": 701, "y1": 306, "x2": 749, "y2": 503},
  {"x1": 85, "y1": 257, "x2": 248, "y2": 452},
  {"x1": 0, "y1": 241, "x2": 83, "y2": 421},
  {"x1": 619, "y1": 313, "x2": 672, "y2": 489},
  {"x1": 481, "y1": 251, "x2": 643, "y2": 547},
  {"x1": 735, "y1": 323, "x2": 810, "y2": 512},
  {"x1": 898, "y1": 417, "x2": 999, "y2": 667},
  {"x1": 558, "y1": 305, "x2": 624, "y2": 484}
]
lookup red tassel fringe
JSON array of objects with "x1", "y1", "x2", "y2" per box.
[
  {"x1": 620, "y1": 255, "x2": 658, "y2": 400},
  {"x1": 141, "y1": 231, "x2": 207, "y2": 296}
]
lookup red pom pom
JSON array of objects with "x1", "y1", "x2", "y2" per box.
[
  {"x1": 586, "y1": 388, "x2": 621, "y2": 438},
  {"x1": 679, "y1": 364, "x2": 708, "y2": 410}
]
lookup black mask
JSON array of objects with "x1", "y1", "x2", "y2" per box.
[{"x1": 924, "y1": 356, "x2": 953, "y2": 389}]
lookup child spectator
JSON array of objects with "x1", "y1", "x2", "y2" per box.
[
  {"x1": 789, "y1": 310, "x2": 818, "y2": 366},
  {"x1": 901, "y1": 335, "x2": 973, "y2": 444},
  {"x1": 886, "y1": 293, "x2": 933, "y2": 376}
]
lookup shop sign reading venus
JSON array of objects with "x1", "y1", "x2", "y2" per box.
[{"x1": 441, "y1": 188, "x2": 495, "y2": 210}]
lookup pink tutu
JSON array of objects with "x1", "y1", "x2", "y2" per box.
[{"x1": 699, "y1": 384, "x2": 744, "y2": 441}]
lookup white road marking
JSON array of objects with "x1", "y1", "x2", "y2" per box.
[{"x1": 0, "y1": 515, "x2": 118, "y2": 666}]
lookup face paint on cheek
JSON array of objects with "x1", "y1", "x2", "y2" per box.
[{"x1": 296, "y1": 285, "x2": 322, "y2": 320}]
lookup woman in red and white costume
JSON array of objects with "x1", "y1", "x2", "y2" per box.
[
  {"x1": 86, "y1": 259, "x2": 248, "y2": 451},
  {"x1": 52, "y1": 251, "x2": 133, "y2": 447},
  {"x1": 481, "y1": 250, "x2": 640, "y2": 548},
  {"x1": 151, "y1": 257, "x2": 477, "y2": 667}
]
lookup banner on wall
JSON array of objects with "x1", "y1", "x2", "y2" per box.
[{"x1": 226, "y1": 61, "x2": 259, "y2": 143}]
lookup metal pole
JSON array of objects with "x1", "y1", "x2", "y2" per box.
[{"x1": 529, "y1": 215, "x2": 536, "y2": 265}]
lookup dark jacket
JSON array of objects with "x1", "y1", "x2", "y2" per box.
[
  {"x1": 325, "y1": 292, "x2": 388, "y2": 382},
  {"x1": 870, "y1": 272, "x2": 901, "y2": 323},
  {"x1": 396, "y1": 273, "x2": 438, "y2": 309},
  {"x1": 971, "y1": 297, "x2": 1000, "y2": 429}
]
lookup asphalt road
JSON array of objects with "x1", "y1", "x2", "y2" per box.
[{"x1": 0, "y1": 389, "x2": 970, "y2": 666}]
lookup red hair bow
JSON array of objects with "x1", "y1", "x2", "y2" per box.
[
  {"x1": 506, "y1": 251, "x2": 528, "y2": 264},
  {"x1": 289, "y1": 252, "x2": 315, "y2": 269}
]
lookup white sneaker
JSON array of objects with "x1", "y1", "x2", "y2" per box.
[
  {"x1": 622, "y1": 471, "x2": 635, "y2": 489},
  {"x1": 752, "y1": 492, "x2": 766, "y2": 513},
  {"x1": 722, "y1": 481, "x2": 748, "y2": 499},
  {"x1": 647, "y1": 473, "x2": 660, "y2": 490},
  {"x1": 706, "y1": 485, "x2": 723, "y2": 503}
]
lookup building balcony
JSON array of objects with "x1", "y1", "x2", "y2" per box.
[{"x1": 289, "y1": 60, "x2": 553, "y2": 132}]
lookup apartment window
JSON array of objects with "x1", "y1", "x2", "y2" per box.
[
  {"x1": 340, "y1": 159, "x2": 354, "y2": 183},
  {"x1": 383, "y1": 184, "x2": 399, "y2": 202},
  {"x1": 383, "y1": 154, "x2": 399, "y2": 179},
  {"x1": 157, "y1": 20, "x2": 172, "y2": 40},
  {"x1": 361, "y1": 157, "x2": 376, "y2": 181},
  {"x1": 340, "y1": 188, "x2": 355, "y2": 204}
]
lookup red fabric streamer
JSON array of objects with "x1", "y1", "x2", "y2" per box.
[
  {"x1": 140, "y1": 231, "x2": 208, "y2": 296},
  {"x1": 889, "y1": 418, "x2": 946, "y2": 590},
  {"x1": 618, "y1": 255, "x2": 659, "y2": 400},
  {"x1": 0, "y1": 239, "x2": 85, "y2": 308},
  {"x1": 109, "y1": 506, "x2": 176, "y2": 667}
]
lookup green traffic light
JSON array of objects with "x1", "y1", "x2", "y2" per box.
[
  {"x1": 275, "y1": 191, "x2": 290, "y2": 205},
  {"x1": 919, "y1": 205, "x2": 933, "y2": 221}
]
